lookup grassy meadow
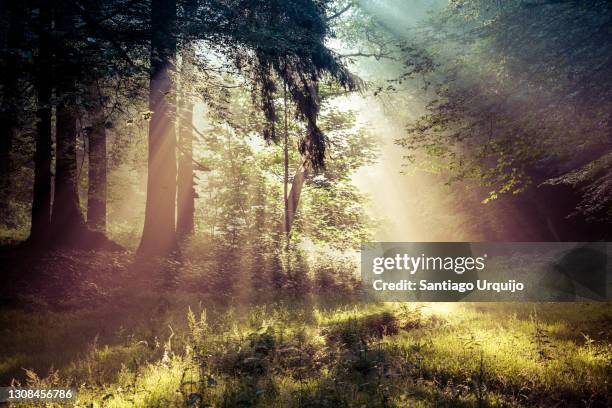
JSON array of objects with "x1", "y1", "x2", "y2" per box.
[{"x1": 0, "y1": 247, "x2": 610, "y2": 408}]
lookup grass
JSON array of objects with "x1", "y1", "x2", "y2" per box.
[{"x1": 0, "y1": 248, "x2": 610, "y2": 407}]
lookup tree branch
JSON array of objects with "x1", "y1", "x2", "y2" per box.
[
  {"x1": 326, "y1": 2, "x2": 354, "y2": 21},
  {"x1": 339, "y1": 51, "x2": 396, "y2": 61}
]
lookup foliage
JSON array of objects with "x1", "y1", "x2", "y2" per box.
[
  {"x1": 188, "y1": 81, "x2": 377, "y2": 254},
  {"x1": 393, "y1": 0, "x2": 612, "y2": 222},
  {"x1": 2, "y1": 262, "x2": 610, "y2": 408}
]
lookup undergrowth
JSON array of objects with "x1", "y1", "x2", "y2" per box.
[{"x1": 0, "y1": 249, "x2": 610, "y2": 407}]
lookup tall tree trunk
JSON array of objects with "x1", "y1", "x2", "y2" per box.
[
  {"x1": 29, "y1": 0, "x2": 53, "y2": 243},
  {"x1": 138, "y1": 0, "x2": 178, "y2": 255},
  {"x1": 87, "y1": 86, "x2": 107, "y2": 232},
  {"x1": 176, "y1": 46, "x2": 195, "y2": 238},
  {"x1": 50, "y1": 0, "x2": 88, "y2": 242},
  {"x1": 0, "y1": 0, "x2": 24, "y2": 221},
  {"x1": 283, "y1": 81, "x2": 289, "y2": 245},
  {"x1": 51, "y1": 100, "x2": 87, "y2": 234}
]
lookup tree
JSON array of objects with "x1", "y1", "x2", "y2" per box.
[
  {"x1": 293, "y1": 104, "x2": 378, "y2": 250},
  {"x1": 78, "y1": 0, "x2": 148, "y2": 238},
  {"x1": 0, "y1": 0, "x2": 356, "y2": 253},
  {"x1": 0, "y1": 0, "x2": 24, "y2": 221},
  {"x1": 86, "y1": 84, "x2": 108, "y2": 232},
  {"x1": 29, "y1": 0, "x2": 53, "y2": 244},
  {"x1": 49, "y1": 0, "x2": 90, "y2": 243},
  {"x1": 176, "y1": 0, "x2": 198, "y2": 238},
  {"x1": 138, "y1": 0, "x2": 179, "y2": 255},
  {"x1": 391, "y1": 0, "x2": 612, "y2": 238},
  {"x1": 138, "y1": 0, "x2": 354, "y2": 255},
  {"x1": 27, "y1": 0, "x2": 146, "y2": 247}
]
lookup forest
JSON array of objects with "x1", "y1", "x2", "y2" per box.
[{"x1": 0, "y1": 0, "x2": 610, "y2": 407}]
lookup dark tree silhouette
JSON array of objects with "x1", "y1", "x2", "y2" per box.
[
  {"x1": 49, "y1": 1, "x2": 89, "y2": 243},
  {"x1": 29, "y1": 0, "x2": 53, "y2": 244},
  {"x1": 0, "y1": 0, "x2": 24, "y2": 220}
]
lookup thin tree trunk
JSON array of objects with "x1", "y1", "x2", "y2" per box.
[
  {"x1": 176, "y1": 47, "x2": 195, "y2": 238},
  {"x1": 29, "y1": 0, "x2": 53, "y2": 243},
  {"x1": 87, "y1": 86, "x2": 107, "y2": 232},
  {"x1": 138, "y1": 0, "x2": 178, "y2": 255},
  {"x1": 280, "y1": 82, "x2": 318, "y2": 236},
  {"x1": 283, "y1": 81, "x2": 289, "y2": 245}
]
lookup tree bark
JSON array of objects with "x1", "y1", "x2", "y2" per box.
[
  {"x1": 138, "y1": 0, "x2": 178, "y2": 255},
  {"x1": 283, "y1": 82, "x2": 289, "y2": 244},
  {"x1": 282, "y1": 160, "x2": 309, "y2": 235},
  {"x1": 87, "y1": 87, "x2": 107, "y2": 232},
  {"x1": 176, "y1": 48, "x2": 195, "y2": 238},
  {"x1": 0, "y1": 0, "x2": 24, "y2": 220},
  {"x1": 29, "y1": 0, "x2": 53, "y2": 243},
  {"x1": 51, "y1": 101, "x2": 87, "y2": 233},
  {"x1": 49, "y1": 0, "x2": 88, "y2": 241}
]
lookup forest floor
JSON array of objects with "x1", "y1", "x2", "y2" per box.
[{"x1": 0, "y1": 247, "x2": 610, "y2": 408}]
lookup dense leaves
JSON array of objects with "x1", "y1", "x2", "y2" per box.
[{"x1": 394, "y1": 0, "x2": 612, "y2": 224}]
